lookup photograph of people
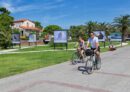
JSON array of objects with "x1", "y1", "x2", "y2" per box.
[
  {"x1": 55, "y1": 31, "x2": 67, "y2": 43},
  {"x1": 98, "y1": 32, "x2": 104, "y2": 39},
  {"x1": 12, "y1": 34, "x2": 20, "y2": 42}
]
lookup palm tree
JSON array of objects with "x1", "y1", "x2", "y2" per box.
[
  {"x1": 114, "y1": 15, "x2": 130, "y2": 41},
  {"x1": 69, "y1": 25, "x2": 85, "y2": 41},
  {"x1": 98, "y1": 22, "x2": 108, "y2": 30},
  {"x1": 98, "y1": 22, "x2": 109, "y2": 36},
  {"x1": 85, "y1": 21, "x2": 98, "y2": 37}
]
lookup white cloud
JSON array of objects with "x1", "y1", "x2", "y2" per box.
[
  {"x1": 0, "y1": 2, "x2": 13, "y2": 12},
  {"x1": 0, "y1": 0, "x2": 66, "y2": 13},
  {"x1": 0, "y1": 2, "x2": 36, "y2": 13}
]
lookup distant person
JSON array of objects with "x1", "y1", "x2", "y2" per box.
[
  {"x1": 43, "y1": 34, "x2": 49, "y2": 44},
  {"x1": 109, "y1": 44, "x2": 116, "y2": 51}
]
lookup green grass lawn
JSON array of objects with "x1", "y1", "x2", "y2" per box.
[
  {"x1": 127, "y1": 41, "x2": 130, "y2": 45},
  {"x1": 0, "y1": 51, "x2": 73, "y2": 78}
]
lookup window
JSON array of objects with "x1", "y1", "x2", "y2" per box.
[{"x1": 27, "y1": 22, "x2": 29, "y2": 27}]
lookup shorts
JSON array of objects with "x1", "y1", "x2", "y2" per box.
[{"x1": 91, "y1": 46, "x2": 100, "y2": 52}]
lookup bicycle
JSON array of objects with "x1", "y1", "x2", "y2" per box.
[
  {"x1": 71, "y1": 49, "x2": 86, "y2": 65},
  {"x1": 82, "y1": 49, "x2": 101, "y2": 74}
]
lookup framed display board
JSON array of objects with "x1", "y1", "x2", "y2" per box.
[
  {"x1": 94, "y1": 31, "x2": 106, "y2": 48},
  {"x1": 28, "y1": 33, "x2": 37, "y2": 46},
  {"x1": 54, "y1": 30, "x2": 68, "y2": 50},
  {"x1": 12, "y1": 33, "x2": 21, "y2": 48}
]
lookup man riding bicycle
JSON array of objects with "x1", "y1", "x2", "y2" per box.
[
  {"x1": 86, "y1": 32, "x2": 100, "y2": 61},
  {"x1": 77, "y1": 32, "x2": 101, "y2": 73}
]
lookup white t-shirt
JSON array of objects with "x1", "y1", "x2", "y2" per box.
[{"x1": 88, "y1": 37, "x2": 99, "y2": 48}]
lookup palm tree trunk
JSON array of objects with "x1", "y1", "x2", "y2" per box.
[
  {"x1": 122, "y1": 33, "x2": 125, "y2": 42},
  {"x1": 121, "y1": 29, "x2": 126, "y2": 42}
]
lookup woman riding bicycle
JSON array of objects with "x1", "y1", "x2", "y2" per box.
[{"x1": 77, "y1": 36, "x2": 85, "y2": 59}]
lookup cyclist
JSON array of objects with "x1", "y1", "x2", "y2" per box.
[
  {"x1": 77, "y1": 36, "x2": 85, "y2": 59},
  {"x1": 86, "y1": 32, "x2": 100, "y2": 59}
]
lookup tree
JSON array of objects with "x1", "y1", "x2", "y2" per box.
[
  {"x1": 114, "y1": 15, "x2": 130, "y2": 41},
  {"x1": 69, "y1": 25, "x2": 82, "y2": 41},
  {"x1": 98, "y1": 22, "x2": 111, "y2": 37},
  {"x1": 69, "y1": 25, "x2": 88, "y2": 41},
  {"x1": 12, "y1": 28, "x2": 20, "y2": 33},
  {"x1": 98, "y1": 22, "x2": 108, "y2": 30},
  {"x1": 44, "y1": 25, "x2": 62, "y2": 34},
  {"x1": 0, "y1": 7, "x2": 10, "y2": 14},
  {"x1": 0, "y1": 7, "x2": 14, "y2": 49},
  {"x1": 34, "y1": 21, "x2": 43, "y2": 29},
  {"x1": 85, "y1": 21, "x2": 98, "y2": 37}
]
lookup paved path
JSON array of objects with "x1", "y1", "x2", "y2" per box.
[{"x1": 0, "y1": 46, "x2": 130, "y2": 92}]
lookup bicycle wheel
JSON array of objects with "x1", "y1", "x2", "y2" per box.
[
  {"x1": 85, "y1": 56, "x2": 94, "y2": 74},
  {"x1": 95, "y1": 56, "x2": 101, "y2": 70},
  {"x1": 71, "y1": 52, "x2": 80, "y2": 65}
]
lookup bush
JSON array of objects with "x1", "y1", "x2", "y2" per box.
[{"x1": 20, "y1": 36, "x2": 28, "y2": 40}]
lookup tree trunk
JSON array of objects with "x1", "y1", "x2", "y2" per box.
[
  {"x1": 122, "y1": 33, "x2": 125, "y2": 42},
  {"x1": 121, "y1": 29, "x2": 126, "y2": 42}
]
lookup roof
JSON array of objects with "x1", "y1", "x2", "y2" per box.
[
  {"x1": 14, "y1": 19, "x2": 32, "y2": 23},
  {"x1": 20, "y1": 26, "x2": 42, "y2": 32}
]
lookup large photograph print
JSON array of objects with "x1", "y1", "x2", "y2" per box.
[
  {"x1": 110, "y1": 32, "x2": 122, "y2": 41},
  {"x1": 12, "y1": 34, "x2": 20, "y2": 44},
  {"x1": 28, "y1": 34, "x2": 36, "y2": 42},
  {"x1": 94, "y1": 31, "x2": 106, "y2": 41},
  {"x1": 54, "y1": 31, "x2": 67, "y2": 43}
]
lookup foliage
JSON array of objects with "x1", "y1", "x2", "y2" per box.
[
  {"x1": 114, "y1": 15, "x2": 130, "y2": 41},
  {"x1": 69, "y1": 16, "x2": 130, "y2": 41},
  {"x1": 69, "y1": 25, "x2": 88, "y2": 41},
  {"x1": 41, "y1": 31, "x2": 48, "y2": 38},
  {"x1": 0, "y1": 7, "x2": 14, "y2": 49},
  {"x1": 12, "y1": 28, "x2": 20, "y2": 34},
  {"x1": 34, "y1": 21, "x2": 43, "y2": 29},
  {"x1": 44, "y1": 25, "x2": 62, "y2": 34},
  {"x1": 85, "y1": 21, "x2": 99, "y2": 35}
]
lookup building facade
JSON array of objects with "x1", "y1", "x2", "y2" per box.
[{"x1": 12, "y1": 19, "x2": 42, "y2": 38}]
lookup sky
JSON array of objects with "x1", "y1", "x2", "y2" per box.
[{"x1": 0, "y1": 0, "x2": 130, "y2": 29}]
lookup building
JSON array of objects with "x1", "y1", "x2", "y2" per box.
[{"x1": 12, "y1": 19, "x2": 42, "y2": 38}]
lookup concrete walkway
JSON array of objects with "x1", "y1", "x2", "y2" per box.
[{"x1": 0, "y1": 45, "x2": 130, "y2": 92}]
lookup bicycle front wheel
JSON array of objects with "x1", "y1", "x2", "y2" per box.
[{"x1": 85, "y1": 57, "x2": 94, "y2": 74}]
